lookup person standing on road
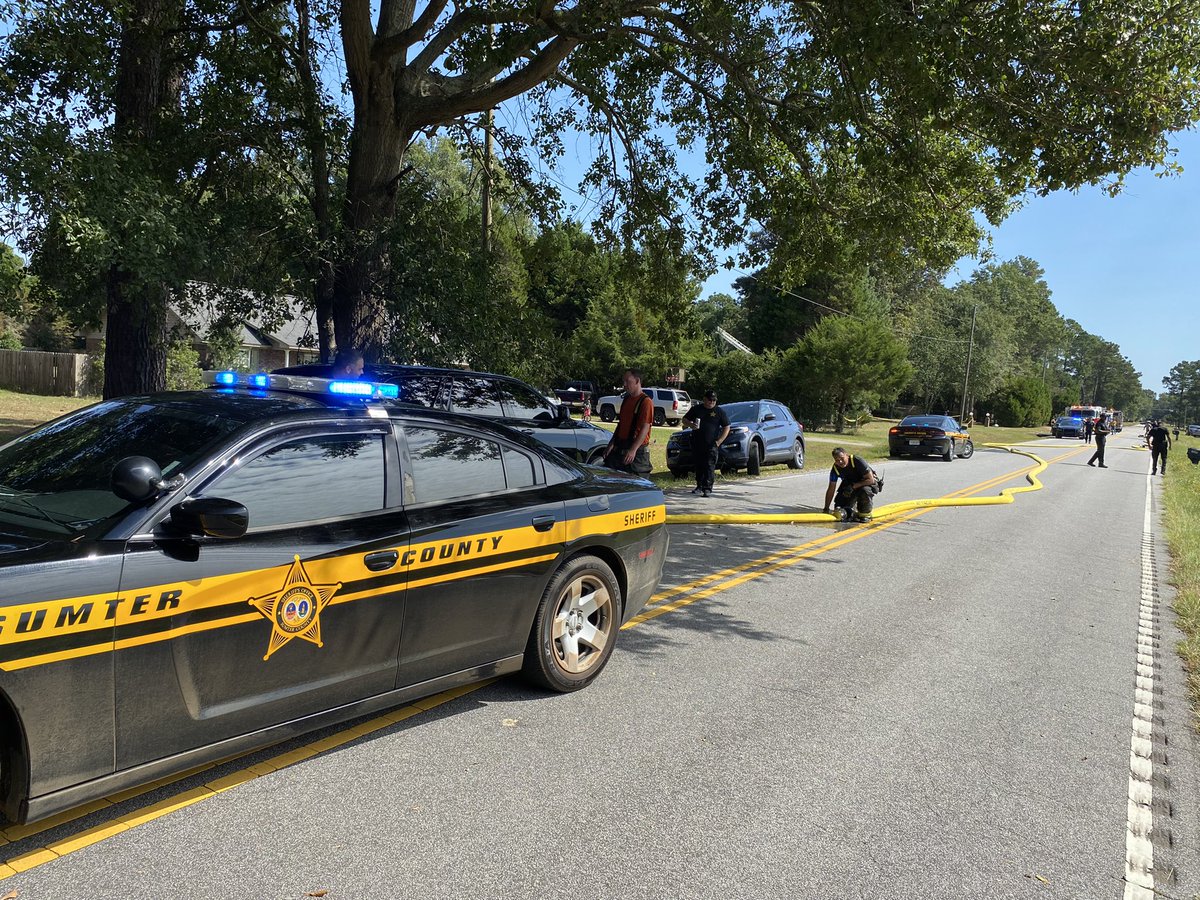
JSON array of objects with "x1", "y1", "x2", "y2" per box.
[
  {"x1": 1083, "y1": 417, "x2": 1093, "y2": 444},
  {"x1": 1149, "y1": 420, "x2": 1172, "y2": 475},
  {"x1": 603, "y1": 368, "x2": 654, "y2": 475},
  {"x1": 822, "y1": 448, "x2": 878, "y2": 522},
  {"x1": 1087, "y1": 415, "x2": 1111, "y2": 468},
  {"x1": 681, "y1": 390, "x2": 731, "y2": 497}
]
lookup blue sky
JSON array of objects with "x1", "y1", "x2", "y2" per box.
[{"x1": 700, "y1": 130, "x2": 1200, "y2": 393}]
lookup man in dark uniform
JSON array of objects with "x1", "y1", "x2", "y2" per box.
[
  {"x1": 822, "y1": 448, "x2": 878, "y2": 522},
  {"x1": 681, "y1": 390, "x2": 730, "y2": 497},
  {"x1": 1083, "y1": 417, "x2": 1093, "y2": 443},
  {"x1": 1148, "y1": 420, "x2": 1172, "y2": 475},
  {"x1": 1087, "y1": 415, "x2": 1110, "y2": 468}
]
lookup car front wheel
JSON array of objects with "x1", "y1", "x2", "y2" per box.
[
  {"x1": 747, "y1": 441, "x2": 762, "y2": 475},
  {"x1": 957, "y1": 439, "x2": 974, "y2": 459},
  {"x1": 523, "y1": 555, "x2": 621, "y2": 692},
  {"x1": 600, "y1": 404, "x2": 616, "y2": 422}
]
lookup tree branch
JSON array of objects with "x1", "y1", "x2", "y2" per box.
[
  {"x1": 373, "y1": 0, "x2": 450, "y2": 60},
  {"x1": 410, "y1": 34, "x2": 578, "y2": 125},
  {"x1": 342, "y1": 0, "x2": 374, "y2": 107}
]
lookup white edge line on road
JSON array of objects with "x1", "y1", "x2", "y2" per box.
[{"x1": 1124, "y1": 467, "x2": 1157, "y2": 899}]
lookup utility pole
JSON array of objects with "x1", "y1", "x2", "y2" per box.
[
  {"x1": 960, "y1": 304, "x2": 977, "y2": 423},
  {"x1": 480, "y1": 21, "x2": 494, "y2": 258},
  {"x1": 481, "y1": 106, "x2": 493, "y2": 256}
]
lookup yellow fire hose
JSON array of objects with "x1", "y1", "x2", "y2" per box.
[{"x1": 665, "y1": 444, "x2": 1048, "y2": 526}]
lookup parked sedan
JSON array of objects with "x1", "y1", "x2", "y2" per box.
[
  {"x1": 888, "y1": 414, "x2": 974, "y2": 461},
  {"x1": 666, "y1": 400, "x2": 804, "y2": 477},
  {"x1": 0, "y1": 371, "x2": 667, "y2": 825}
]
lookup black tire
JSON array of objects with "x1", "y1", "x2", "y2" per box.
[
  {"x1": 747, "y1": 441, "x2": 762, "y2": 475},
  {"x1": 943, "y1": 440, "x2": 954, "y2": 461},
  {"x1": 600, "y1": 404, "x2": 616, "y2": 423},
  {"x1": 585, "y1": 448, "x2": 606, "y2": 466},
  {"x1": 889, "y1": 450, "x2": 901, "y2": 458},
  {"x1": 522, "y1": 555, "x2": 621, "y2": 692},
  {"x1": 667, "y1": 418, "x2": 680, "y2": 427},
  {"x1": 957, "y1": 439, "x2": 974, "y2": 459},
  {"x1": 653, "y1": 408, "x2": 666, "y2": 426},
  {"x1": 786, "y1": 438, "x2": 805, "y2": 469}
]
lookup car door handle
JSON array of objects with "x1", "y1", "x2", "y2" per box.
[
  {"x1": 364, "y1": 550, "x2": 399, "y2": 572},
  {"x1": 532, "y1": 515, "x2": 557, "y2": 532}
]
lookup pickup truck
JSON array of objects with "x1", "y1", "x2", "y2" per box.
[{"x1": 554, "y1": 381, "x2": 596, "y2": 411}]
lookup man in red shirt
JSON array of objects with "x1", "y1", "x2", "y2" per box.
[{"x1": 603, "y1": 368, "x2": 654, "y2": 475}]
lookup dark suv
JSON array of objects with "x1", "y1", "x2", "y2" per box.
[{"x1": 273, "y1": 363, "x2": 612, "y2": 464}]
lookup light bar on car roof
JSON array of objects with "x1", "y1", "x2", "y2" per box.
[{"x1": 203, "y1": 370, "x2": 400, "y2": 400}]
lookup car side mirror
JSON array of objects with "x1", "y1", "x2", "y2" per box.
[
  {"x1": 170, "y1": 497, "x2": 249, "y2": 540},
  {"x1": 112, "y1": 456, "x2": 165, "y2": 502},
  {"x1": 763, "y1": 413, "x2": 776, "y2": 422},
  {"x1": 556, "y1": 404, "x2": 573, "y2": 423}
]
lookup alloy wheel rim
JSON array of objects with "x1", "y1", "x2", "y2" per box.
[{"x1": 551, "y1": 574, "x2": 614, "y2": 675}]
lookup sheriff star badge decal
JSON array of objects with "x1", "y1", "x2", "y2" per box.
[{"x1": 248, "y1": 555, "x2": 342, "y2": 661}]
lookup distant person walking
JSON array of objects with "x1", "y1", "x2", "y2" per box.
[
  {"x1": 1148, "y1": 420, "x2": 1172, "y2": 475},
  {"x1": 1083, "y1": 417, "x2": 1094, "y2": 444},
  {"x1": 1173, "y1": 425, "x2": 1180, "y2": 442},
  {"x1": 602, "y1": 368, "x2": 653, "y2": 475},
  {"x1": 1087, "y1": 415, "x2": 1111, "y2": 468},
  {"x1": 681, "y1": 390, "x2": 730, "y2": 497},
  {"x1": 822, "y1": 448, "x2": 878, "y2": 523}
]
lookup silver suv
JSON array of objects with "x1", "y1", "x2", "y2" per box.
[{"x1": 597, "y1": 387, "x2": 692, "y2": 426}]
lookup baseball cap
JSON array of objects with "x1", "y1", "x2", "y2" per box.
[{"x1": 704, "y1": 390, "x2": 717, "y2": 400}]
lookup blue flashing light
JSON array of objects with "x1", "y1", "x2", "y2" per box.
[
  {"x1": 328, "y1": 380, "x2": 374, "y2": 397},
  {"x1": 249, "y1": 373, "x2": 269, "y2": 388},
  {"x1": 375, "y1": 383, "x2": 400, "y2": 399},
  {"x1": 215, "y1": 371, "x2": 237, "y2": 386}
]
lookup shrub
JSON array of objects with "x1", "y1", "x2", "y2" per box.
[{"x1": 993, "y1": 376, "x2": 1051, "y2": 427}]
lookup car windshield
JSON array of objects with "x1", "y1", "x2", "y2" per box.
[
  {"x1": 0, "y1": 398, "x2": 249, "y2": 536},
  {"x1": 1058, "y1": 417, "x2": 1080, "y2": 425},
  {"x1": 722, "y1": 402, "x2": 759, "y2": 424},
  {"x1": 901, "y1": 417, "x2": 947, "y2": 429}
]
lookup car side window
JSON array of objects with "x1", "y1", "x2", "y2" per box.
[
  {"x1": 404, "y1": 427, "x2": 509, "y2": 504},
  {"x1": 769, "y1": 403, "x2": 791, "y2": 422},
  {"x1": 497, "y1": 380, "x2": 554, "y2": 422},
  {"x1": 502, "y1": 447, "x2": 538, "y2": 489},
  {"x1": 450, "y1": 377, "x2": 504, "y2": 417},
  {"x1": 399, "y1": 375, "x2": 446, "y2": 408},
  {"x1": 204, "y1": 433, "x2": 386, "y2": 529}
]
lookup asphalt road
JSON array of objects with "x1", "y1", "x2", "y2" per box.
[{"x1": 3, "y1": 431, "x2": 1197, "y2": 899}]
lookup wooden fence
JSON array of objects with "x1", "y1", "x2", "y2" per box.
[{"x1": 0, "y1": 349, "x2": 88, "y2": 397}]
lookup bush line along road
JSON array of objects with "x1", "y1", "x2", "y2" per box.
[{"x1": 0, "y1": 401, "x2": 1198, "y2": 897}]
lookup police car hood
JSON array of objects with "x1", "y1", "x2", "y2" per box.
[{"x1": 0, "y1": 529, "x2": 53, "y2": 560}]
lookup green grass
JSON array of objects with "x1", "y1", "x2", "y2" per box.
[
  {"x1": 1163, "y1": 434, "x2": 1200, "y2": 725},
  {"x1": 0, "y1": 389, "x2": 92, "y2": 442}
]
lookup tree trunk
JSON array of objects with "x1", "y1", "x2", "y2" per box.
[
  {"x1": 104, "y1": 273, "x2": 168, "y2": 399},
  {"x1": 332, "y1": 68, "x2": 411, "y2": 363},
  {"x1": 835, "y1": 389, "x2": 848, "y2": 434},
  {"x1": 295, "y1": 0, "x2": 336, "y2": 363},
  {"x1": 102, "y1": 0, "x2": 181, "y2": 398}
]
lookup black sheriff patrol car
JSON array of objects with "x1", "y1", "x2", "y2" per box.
[{"x1": 0, "y1": 372, "x2": 667, "y2": 825}]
